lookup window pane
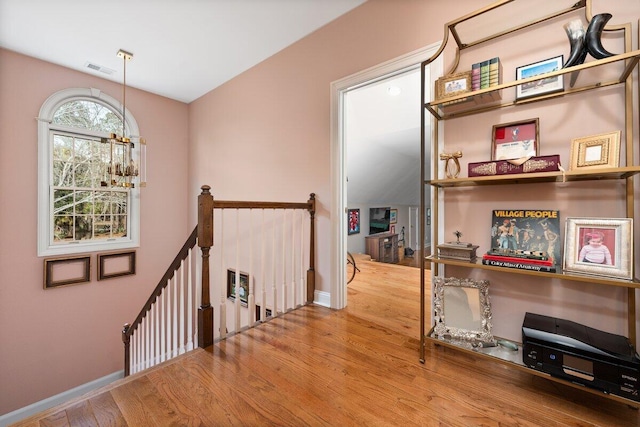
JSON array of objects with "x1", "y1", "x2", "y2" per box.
[
  {"x1": 53, "y1": 189, "x2": 73, "y2": 215},
  {"x1": 94, "y1": 215, "x2": 112, "y2": 239},
  {"x1": 53, "y1": 100, "x2": 122, "y2": 134},
  {"x1": 112, "y1": 192, "x2": 128, "y2": 215},
  {"x1": 52, "y1": 160, "x2": 73, "y2": 187},
  {"x1": 53, "y1": 135, "x2": 73, "y2": 161},
  {"x1": 73, "y1": 138, "x2": 93, "y2": 187},
  {"x1": 74, "y1": 215, "x2": 93, "y2": 240},
  {"x1": 113, "y1": 215, "x2": 127, "y2": 238},
  {"x1": 53, "y1": 216, "x2": 73, "y2": 242},
  {"x1": 75, "y1": 191, "x2": 93, "y2": 215}
]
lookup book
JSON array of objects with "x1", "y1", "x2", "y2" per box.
[
  {"x1": 471, "y1": 62, "x2": 481, "y2": 91},
  {"x1": 480, "y1": 60, "x2": 490, "y2": 89},
  {"x1": 489, "y1": 57, "x2": 502, "y2": 87},
  {"x1": 482, "y1": 258, "x2": 556, "y2": 272},
  {"x1": 490, "y1": 209, "x2": 561, "y2": 266},
  {"x1": 483, "y1": 253, "x2": 553, "y2": 267},
  {"x1": 468, "y1": 155, "x2": 561, "y2": 177}
]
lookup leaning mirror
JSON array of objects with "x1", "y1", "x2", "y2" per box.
[{"x1": 433, "y1": 277, "x2": 494, "y2": 346}]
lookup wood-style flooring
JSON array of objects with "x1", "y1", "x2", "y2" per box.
[{"x1": 12, "y1": 257, "x2": 640, "y2": 426}]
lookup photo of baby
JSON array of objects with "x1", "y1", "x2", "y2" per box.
[{"x1": 577, "y1": 228, "x2": 615, "y2": 266}]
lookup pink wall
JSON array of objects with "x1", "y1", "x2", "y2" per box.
[
  {"x1": 0, "y1": 49, "x2": 189, "y2": 414},
  {"x1": 188, "y1": 0, "x2": 489, "y2": 292}
]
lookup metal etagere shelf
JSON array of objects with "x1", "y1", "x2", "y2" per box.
[{"x1": 419, "y1": 0, "x2": 640, "y2": 408}]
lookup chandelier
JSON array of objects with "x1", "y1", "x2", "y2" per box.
[{"x1": 101, "y1": 49, "x2": 147, "y2": 188}]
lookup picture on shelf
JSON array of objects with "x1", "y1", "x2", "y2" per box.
[
  {"x1": 348, "y1": 208, "x2": 360, "y2": 235},
  {"x1": 492, "y1": 118, "x2": 539, "y2": 161},
  {"x1": 563, "y1": 217, "x2": 633, "y2": 280},
  {"x1": 227, "y1": 269, "x2": 250, "y2": 305},
  {"x1": 515, "y1": 55, "x2": 564, "y2": 100},
  {"x1": 491, "y1": 209, "x2": 561, "y2": 265},
  {"x1": 569, "y1": 130, "x2": 621, "y2": 171},
  {"x1": 435, "y1": 71, "x2": 472, "y2": 100}
]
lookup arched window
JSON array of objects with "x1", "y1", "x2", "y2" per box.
[{"x1": 37, "y1": 88, "x2": 140, "y2": 256}]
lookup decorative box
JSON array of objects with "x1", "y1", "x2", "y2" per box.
[
  {"x1": 468, "y1": 155, "x2": 561, "y2": 177},
  {"x1": 437, "y1": 242, "x2": 479, "y2": 262}
]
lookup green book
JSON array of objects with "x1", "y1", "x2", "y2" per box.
[{"x1": 480, "y1": 60, "x2": 490, "y2": 89}]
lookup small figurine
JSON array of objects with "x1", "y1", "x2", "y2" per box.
[
  {"x1": 454, "y1": 230, "x2": 462, "y2": 244},
  {"x1": 440, "y1": 150, "x2": 463, "y2": 179}
]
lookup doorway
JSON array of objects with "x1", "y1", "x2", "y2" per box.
[{"x1": 330, "y1": 44, "x2": 442, "y2": 310}]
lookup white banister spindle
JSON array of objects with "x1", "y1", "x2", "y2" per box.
[
  {"x1": 160, "y1": 289, "x2": 166, "y2": 363},
  {"x1": 219, "y1": 211, "x2": 227, "y2": 339},
  {"x1": 172, "y1": 274, "x2": 178, "y2": 357},
  {"x1": 282, "y1": 209, "x2": 287, "y2": 311},
  {"x1": 248, "y1": 209, "x2": 255, "y2": 325},
  {"x1": 272, "y1": 209, "x2": 278, "y2": 315},
  {"x1": 154, "y1": 298, "x2": 159, "y2": 366},
  {"x1": 291, "y1": 209, "x2": 296, "y2": 307},
  {"x1": 144, "y1": 315, "x2": 150, "y2": 369},
  {"x1": 235, "y1": 209, "x2": 241, "y2": 332},
  {"x1": 187, "y1": 248, "x2": 194, "y2": 351},
  {"x1": 261, "y1": 209, "x2": 267, "y2": 322},
  {"x1": 179, "y1": 259, "x2": 185, "y2": 355},
  {"x1": 166, "y1": 281, "x2": 172, "y2": 358}
]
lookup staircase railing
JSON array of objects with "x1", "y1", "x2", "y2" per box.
[{"x1": 122, "y1": 185, "x2": 316, "y2": 376}]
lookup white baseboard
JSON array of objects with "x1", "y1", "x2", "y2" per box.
[
  {"x1": 314, "y1": 290, "x2": 330, "y2": 308},
  {"x1": 0, "y1": 371, "x2": 124, "y2": 427}
]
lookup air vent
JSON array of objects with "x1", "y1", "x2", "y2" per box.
[{"x1": 85, "y1": 62, "x2": 116, "y2": 75}]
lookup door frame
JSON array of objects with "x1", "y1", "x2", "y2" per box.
[{"x1": 329, "y1": 43, "x2": 442, "y2": 309}]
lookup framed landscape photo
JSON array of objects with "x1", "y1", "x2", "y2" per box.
[
  {"x1": 491, "y1": 118, "x2": 539, "y2": 161},
  {"x1": 563, "y1": 217, "x2": 633, "y2": 280},
  {"x1": 569, "y1": 131, "x2": 621, "y2": 171},
  {"x1": 435, "y1": 71, "x2": 472, "y2": 101},
  {"x1": 390, "y1": 209, "x2": 398, "y2": 224},
  {"x1": 515, "y1": 55, "x2": 564, "y2": 100}
]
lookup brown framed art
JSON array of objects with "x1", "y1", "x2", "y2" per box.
[
  {"x1": 44, "y1": 255, "x2": 91, "y2": 289},
  {"x1": 435, "y1": 71, "x2": 472, "y2": 101},
  {"x1": 491, "y1": 118, "x2": 539, "y2": 161},
  {"x1": 563, "y1": 217, "x2": 633, "y2": 280},
  {"x1": 97, "y1": 250, "x2": 136, "y2": 280},
  {"x1": 569, "y1": 131, "x2": 621, "y2": 171}
]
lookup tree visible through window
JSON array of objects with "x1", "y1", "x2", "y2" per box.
[{"x1": 38, "y1": 89, "x2": 141, "y2": 256}]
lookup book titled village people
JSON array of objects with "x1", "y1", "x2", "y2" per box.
[{"x1": 485, "y1": 209, "x2": 561, "y2": 272}]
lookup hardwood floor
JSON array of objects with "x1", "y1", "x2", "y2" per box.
[{"x1": 12, "y1": 257, "x2": 640, "y2": 426}]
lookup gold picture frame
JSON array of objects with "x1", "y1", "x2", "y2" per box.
[
  {"x1": 44, "y1": 255, "x2": 91, "y2": 289},
  {"x1": 435, "y1": 71, "x2": 472, "y2": 101},
  {"x1": 569, "y1": 131, "x2": 621, "y2": 171}
]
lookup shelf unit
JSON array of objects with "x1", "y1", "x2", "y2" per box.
[{"x1": 419, "y1": 0, "x2": 640, "y2": 407}]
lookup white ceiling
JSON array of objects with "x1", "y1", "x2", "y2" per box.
[{"x1": 0, "y1": 0, "x2": 365, "y2": 103}]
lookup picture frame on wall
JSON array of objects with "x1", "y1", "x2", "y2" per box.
[
  {"x1": 435, "y1": 71, "x2": 472, "y2": 101},
  {"x1": 515, "y1": 55, "x2": 564, "y2": 100},
  {"x1": 563, "y1": 217, "x2": 633, "y2": 280},
  {"x1": 348, "y1": 208, "x2": 360, "y2": 235},
  {"x1": 44, "y1": 255, "x2": 91, "y2": 289},
  {"x1": 569, "y1": 131, "x2": 621, "y2": 171},
  {"x1": 390, "y1": 209, "x2": 398, "y2": 224},
  {"x1": 97, "y1": 250, "x2": 136, "y2": 281},
  {"x1": 491, "y1": 118, "x2": 539, "y2": 161}
]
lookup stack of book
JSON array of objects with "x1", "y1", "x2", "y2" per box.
[
  {"x1": 482, "y1": 248, "x2": 556, "y2": 273},
  {"x1": 471, "y1": 56, "x2": 502, "y2": 102}
]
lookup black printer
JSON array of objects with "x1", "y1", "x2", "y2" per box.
[{"x1": 522, "y1": 312, "x2": 640, "y2": 401}]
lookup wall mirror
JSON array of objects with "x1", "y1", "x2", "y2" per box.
[{"x1": 433, "y1": 277, "x2": 494, "y2": 345}]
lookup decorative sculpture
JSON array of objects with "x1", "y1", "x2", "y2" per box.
[
  {"x1": 440, "y1": 150, "x2": 462, "y2": 179},
  {"x1": 563, "y1": 13, "x2": 616, "y2": 69}
]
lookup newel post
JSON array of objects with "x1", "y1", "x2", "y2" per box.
[
  {"x1": 306, "y1": 193, "x2": 316, "y2": 303},
  {"x1": 198, "y1": 185, "x2": 214, "y2": 348}
]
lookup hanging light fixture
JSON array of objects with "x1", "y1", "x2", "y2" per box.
[{"x1": 101, "y1": 49, "x2": 147, "y2": 188}]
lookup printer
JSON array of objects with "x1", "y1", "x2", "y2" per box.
[{"x1": 522, "y1": 312, "x2": 640, "y2": 401}]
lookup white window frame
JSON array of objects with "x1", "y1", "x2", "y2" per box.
[{"x1": 37, "y1": 87, "x2": 141, "y2": 257}]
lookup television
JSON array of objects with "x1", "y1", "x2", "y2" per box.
[{"x1": 369, "y1": 207, "x2": 390, "y2": 235}]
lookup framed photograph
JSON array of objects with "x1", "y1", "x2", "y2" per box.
[
  {"x1": 44, "y1": 255, "x2": 91, "y2": 289},
  {"x1": 515, "y1": 55, "x2": 564, "y2": 100},
  {"x1": 569, "y1": 131, "x2": 621, "y2": 171},
  {"x1": 491, "y1": 118, "x2": 539, "y2": 161},
  {"x1": 97, "y1": 250, "x2": 136, "y2": 280},
  {"x1": 390, "y1": 209, "x2": 398, "y2": 224},
  {"x1": 348, "y1": 208, "x2": 360, "y2": 235},
  {"x1": 435, "y1": 71, "x2": 472, "y2": 101},
  {"x1": 427, "y1": 208, "x2": 431, "y2": 226},
  {"x1": 563, "y1": 217, "x2": 633, "y2": 280},
  {"x1": 227, "y1": 269, "x2": 250, "y2": 305}
]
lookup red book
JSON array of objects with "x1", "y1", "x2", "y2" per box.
[{"x1": 482, "y1": 254, "x2": 553, "y2": 267}]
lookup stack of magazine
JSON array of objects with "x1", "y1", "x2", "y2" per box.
[{"x1": 482, "y1": 209, "x2": 561, "y2": 273}]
